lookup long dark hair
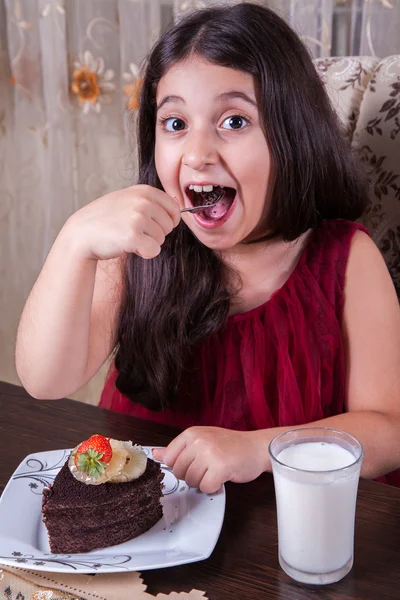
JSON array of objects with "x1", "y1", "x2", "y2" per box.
[{"x1": 114, "y1": 2, "x2": 368, "y2": 410}]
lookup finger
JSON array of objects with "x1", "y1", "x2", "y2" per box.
[
  {"x1": 134, "y1": 233, "x2": 161, "y2": 259},
  {"x1": 162, "y1": 434, "x2": 188, "y2": 468},
  {"x1": 185, "y1": 460, "x2": 208, "y2": 489},
  {"x1": 157, "y1": 194, "x2": 181, "y2": 228},
  {"x1": 140, "y1": 217, "x2": 166, "y2": 247},
  {"x1": 141, "y1": 186, "x2": 181, "y2": 227},
  {"x1": 199, "y1": 469, "x2": 225, "y2": 495},
  {"x1": 172, "y1": 447, "x2": 196, "y2": 481},
  {"x1": 148, "y1": 205, "x2": 175, "y2": 237},
  {"x1": 164, "y1": 196, "x2": 181, "y2": 228},
  {"x1": 152, "y1": 447, "x2": 165, "y2": 461}
]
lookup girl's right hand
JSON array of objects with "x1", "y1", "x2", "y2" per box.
[{"x1": 65, "y1": 184, "x2": 181, "y2": 261}]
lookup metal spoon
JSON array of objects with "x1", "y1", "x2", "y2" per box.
[{"x1": 180, "y1": 190, "x2": 225, "y2": 214}]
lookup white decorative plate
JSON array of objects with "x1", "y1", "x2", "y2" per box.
[{"x1": 0, "y1": 447, "x2": 225, "y2": 573}]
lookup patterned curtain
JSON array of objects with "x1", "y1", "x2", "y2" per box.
[
  {"x1": 0, "y1": 0, "x2": 176, "y2": 399},
  {"x1": 175, "y1": 1, "x2": 400, "y2": 58},
  {"x1": 0, "y1": 0, "x2": 399, "y2": 403}
]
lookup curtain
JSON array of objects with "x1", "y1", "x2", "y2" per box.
[
  {"x1": 0, "y1": 0, "x2": 176, "y2": 401},
  {"x1": 1, "y1": 0, "x2": 399, "y2": 404},
  {"x1": 176, "y1": 1, "x2": 400, "y2": 58}
]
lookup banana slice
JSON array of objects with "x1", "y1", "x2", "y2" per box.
[
  {"x1": 101, "y1": 446, "x2": 130, "y2": 482},
  {"x1": 108, "y1": 444, "x2": 148, "y2": 483}
]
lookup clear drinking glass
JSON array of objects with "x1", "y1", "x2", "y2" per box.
[{"x1": 269, "y1": 427, "x2": 363, "y2": 585}]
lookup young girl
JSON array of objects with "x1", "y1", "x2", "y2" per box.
[{"x1": 16, "y1": 3, "x2": 400, "y2": 492}]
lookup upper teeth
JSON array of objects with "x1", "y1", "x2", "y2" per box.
[{"x1": 189, "y1": 184, "x2": 220, "y2": 193}]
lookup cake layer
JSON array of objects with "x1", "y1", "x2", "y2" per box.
[
  {"x1": 45, "y1": 500, "x2": 162, "y2": 536},
  {"x1": 44, "y1": 496, "x2": 162, "y2": 531},
  {"x1": 46, "y1": 502, "x2": 163, "y2": 553}
]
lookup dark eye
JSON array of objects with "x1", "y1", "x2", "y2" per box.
[
  {"x1": 164, "y1": 117, "x2": 186, "y2": 132},
  {"x1": 221, "y1": 115, "x2": 248, "y2": 130}
]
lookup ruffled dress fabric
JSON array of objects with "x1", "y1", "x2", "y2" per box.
[{"x1": 99, "y1": 219, "x2": 399, "y2": 487}]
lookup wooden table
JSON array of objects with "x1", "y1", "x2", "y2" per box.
[{"x1": 1, "y1": 381, "x2": 399, "y2": 599}]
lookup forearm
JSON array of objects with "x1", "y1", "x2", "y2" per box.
[
  {"x1": 254, "y1": 411, "x2": 400, "y2": 479},
  {"x1": 15, "y1": 221, "x2": 98, "y2": 399}
]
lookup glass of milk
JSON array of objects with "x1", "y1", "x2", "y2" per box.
[{"x1": 269, "y1": 427, "x2": 363, "y2": 585}]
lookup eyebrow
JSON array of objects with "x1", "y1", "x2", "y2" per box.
[
  {"x1": 156, "y1": 91, "x2": 258, "y2": 111},
  {"x1": 216, "y1": 91, "x2": 258, "y2": 108}
]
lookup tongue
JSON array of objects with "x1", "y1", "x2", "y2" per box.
[
  {"x1": 194, "y1": 188, "x2": 235, "y2": 221},
  {"x1": 202, "y1": 194, "x2": 232, "y2": 220}
]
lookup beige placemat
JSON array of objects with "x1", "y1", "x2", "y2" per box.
[{"x1": 0, "y1": 566, "x2": 208, "y2": 599}]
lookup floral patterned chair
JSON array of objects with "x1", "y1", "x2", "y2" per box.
[{"x1": 315, "y1": 56, "x2": 400, "y2": 298}]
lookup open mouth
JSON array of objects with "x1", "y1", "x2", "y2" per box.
[{"x1": 185, "y1": 184, "x2": 236, "y2": 221}]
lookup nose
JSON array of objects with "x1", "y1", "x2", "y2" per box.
[{"x1": 182, "y1": 129, "x2": 217, "y2": 171}]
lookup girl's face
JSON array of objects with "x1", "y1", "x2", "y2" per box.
[{"x1": 155, "y1": 56, "x2": 273, "y2": 251}]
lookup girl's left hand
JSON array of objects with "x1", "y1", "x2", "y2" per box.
[{"x1": 152, "y1": 426, "x2": 268, "y2": 493}]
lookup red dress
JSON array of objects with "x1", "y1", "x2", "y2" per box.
[{"x1": 100, "y1": 219, "x2": 399, "y2": 486}]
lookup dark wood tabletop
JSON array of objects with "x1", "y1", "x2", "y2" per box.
[{"x1": 1, "y1": 381, "x2": 399, "y2": 599}]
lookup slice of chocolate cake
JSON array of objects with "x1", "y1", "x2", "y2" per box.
[{"x1": 42, "y1": 439, "x2": 164, "y2": 554}]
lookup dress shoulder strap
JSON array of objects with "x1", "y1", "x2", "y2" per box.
[{"x1": 301, "y1": 219, "x2": 369, "y2": 316}]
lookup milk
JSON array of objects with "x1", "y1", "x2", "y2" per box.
[{"x1": 273, "y1": 441, "x2": 359, "y2": 576}]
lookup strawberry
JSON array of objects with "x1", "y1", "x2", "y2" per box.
[{"x1": 72, "y1": 434, "x2": 113, "y2": 479}]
